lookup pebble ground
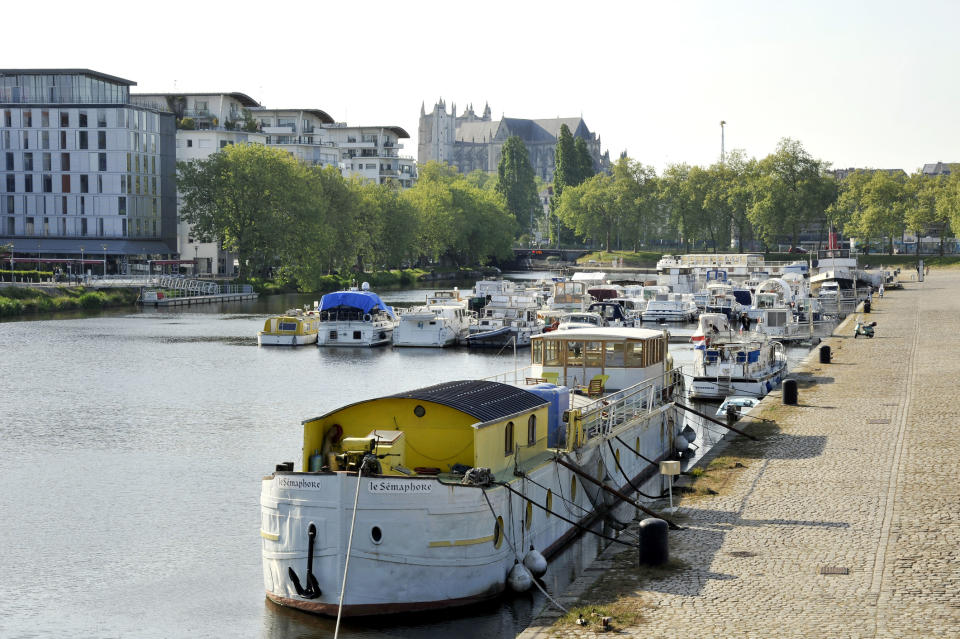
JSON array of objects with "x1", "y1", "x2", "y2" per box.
[{"x1": 519, "y1": 271, "x2": 960, "y2": 638}]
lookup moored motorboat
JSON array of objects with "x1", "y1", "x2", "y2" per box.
[
  {"x1": 260, "y1": 329, "x2": 686, "y2": 617},
  {"x1": 393, "y1": 290, "x2": 473, "y2": 348},
  {"x1": 258, "y1": 306, "x2": 320, "y2": 346},
  {"x1": 688, "y1": 313, "x2": 787, "y2": 400},
  {"x1": 315, "y1": 284, "x2": 396, "y2": 347}
]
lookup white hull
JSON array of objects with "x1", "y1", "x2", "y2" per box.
[
  {"x1": 689, "y1": 366, "x2": 786, "y2": 400},
  {"x1": 393, "y1": 323, "x2": 462, "y2": 347},
  {"x1": 258, "y1": 332, "x2": 318, "y2": 346},
  {"x1": 316, "y1": 321, "x2": 393, "y2": 347},
  {"x1": 261, "y1": 406, "x2": 679, "y2": 616}
]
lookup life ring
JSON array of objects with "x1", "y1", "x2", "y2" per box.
[{"x1": 363, "y1": 313, "x2": 372, "y2": 322}]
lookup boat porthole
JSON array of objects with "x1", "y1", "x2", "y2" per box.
[
  {"x1": 525, "y1": 501, "x2": 533, "y2": 529},
  {"x1": 546, "y1": 490, "x2": 553, "y2": 517},
  {"x1": 571, "y1": 475, "x2": 577, "y2": 501},
  {"x1": 414, "y1": 405, "x2": 425, "y2": 418},
  {"x1": 494, "y1": 516, "x2": 504, "y2": 548},
  {"x1": 371, "y1": 526, "x2": 383, "y2": 544}
]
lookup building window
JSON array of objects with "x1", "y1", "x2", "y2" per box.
[
  {"x1": 42, "y1": 153, "x2": 51, "y2": 171},
  {"x1": 78, "y1": 131, "x2": 88, "y2": 150},
  {"x1": 97, "y1": 131, "x2": 106, "y2": 150},
  {"x1": 97, "y1": 110, "x2": 107, "y2": 128},
  {"x1": 3, "y1": 110, "x2": 11, "y2": 127},
  {"x1": 81, "y1": 218, "x2": 87, "y2": 236},
  {"x1": 118, "y1": 196, "x2": 126, "y2": 215},
  {"x1": 42, "y1": 175, "x2": 52, "y2": 193},
  {"x1": 23, "y1": 110, "x2": 32, "y2": 127},
  {"x1": 26, "y1": 217, "x2": 34, "y2": 234},
  {"x1": 24, "y1": 175, "x2": 33, "y2": 192},
  {"x1": 4, "y1": 152, "x2": 12, "y2": 171},
  {"x1": 80, "y1": 174, "x2": 88, "y2": 193},
  {"x1": 98, "y1": 153, "x2": 107, "y2": 172},
  {"x1": 41, "y1": 110, "x2": 50, "y2": 127},
  {"x1": 22, "y1": 131, "x2": 29, "y2": 149},
  {"x1": 23, "y1": 152, "x2": 33, "y2": 171},
  {"x1": 61, "y1": 153, "x2": 70, "y2": 171},
  {"x1": 97, "y1": 175, "x2": 102, "y2": 193},
  {"x1": 60, "y1": 111, "x2": 69, "y2": 127},
  {"x1": 61, "y1": 175, "x2": 70, "y2": 193},
  {"x1": 78, "y1": 111, "x2": 88, "y2": 128},
  {"x1": 504, "y1": 421, "x2": 514, "y2": 456},
  {"x1": 59, "y1": 131, "x2": 67, "y2": 150},
  {"x1": 60, "y1": 197, "x2": 67, "y2": 214},
  {"x1": 186, "y1": 139, "x2": 192, "y2": 148},
  {"x1": 5, "y1": 175, "x2": 14, "y2": 192},
  {"x1": 527, "y1": 414, "x2": 537, "y2": 446},
  {"x1": 40, "y1": 131, "x2": 50, "y2": 149}
]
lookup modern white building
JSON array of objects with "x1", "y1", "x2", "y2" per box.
[
  {"x1": 1, "y1": 69, "x2": 177, "y2": 274},
  {"x1": 132, "y1": 92, "x2": 266, "y2": 275},
  {"x1": 324, "y1": 124, "x2": 416, "y2": 188}
]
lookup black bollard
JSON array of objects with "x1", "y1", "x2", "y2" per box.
[
  {"x1": 864, "y1": 299, "x2": 871, "y2": 313},
  {"x1": 782, "y1": 379, "x2": 798, "y2": 405},
  {"x1": 638, "y1": 517, "x2": 669, "y2": 566},
  {"x1": 819, "y1": 345, "x2": 831, "y2": 364}
]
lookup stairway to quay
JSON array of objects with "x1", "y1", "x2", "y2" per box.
[{"x1": 521, "y1": 270, "x2": 960, "y2": 639}]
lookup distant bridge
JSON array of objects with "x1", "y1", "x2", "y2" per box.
[{"x1": 512, "y1": 248, "x2": 591, "y2": 261}]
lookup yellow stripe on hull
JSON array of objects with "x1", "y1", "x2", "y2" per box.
[{"x1": 428, "y1": 534, "x2": 494, "y2": 548}]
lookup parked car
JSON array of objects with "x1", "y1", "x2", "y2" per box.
[{"x1": 787, "y1": 246, "x2": 808, "y2": 254}]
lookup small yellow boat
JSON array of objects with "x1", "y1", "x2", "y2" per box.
[{"x1": 258, "y1": 308, "x2": 320, "y2": 346}]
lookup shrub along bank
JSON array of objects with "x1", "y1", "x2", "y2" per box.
[{"x1": 0, "y1": 286, "x2": 140, "y2": 318}]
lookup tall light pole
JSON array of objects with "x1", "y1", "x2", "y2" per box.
[
  {"x1": 102, "y1": 244, "x2": 108, "y2": 277},
  {"x1": 720, "y1": 120, "x2": 726, "y2": 164},
  {"x1": 80, "y1": 246, "x2": 85, "y2": 283}
]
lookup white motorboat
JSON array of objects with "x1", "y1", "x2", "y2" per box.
[
  {"x1": 688, "y1": 313, "x2": 787, "y2": 400},
  {"x1": 260, "y1": 328, "x2": 685, "y2": 616},
  {"x1": 641, "y1": 294, "x2": 698, "y2": 322},
  {"x1": 393, "y1": 290, "x2": 473, "y2": 348},
  {"x1": 556, "y1": 311, "x2": 605, "y2": 331},
  {"x1": 466, "y1": 292, "x2": 544, "y2": 348},
  {"x1": 716, "y1": 396, "x2": 760, "y2": 418},
  {"x1": 315, "y1": 284, "x2": 396, "y2": 347}
]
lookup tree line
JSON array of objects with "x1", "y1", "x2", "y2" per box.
[{"x1": 177, "y1": 132, "x2": 960, "y2": 288}]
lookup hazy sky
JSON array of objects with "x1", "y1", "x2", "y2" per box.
[{"x1": 6, "y1": 0, "x2": 956, "y2": 174}]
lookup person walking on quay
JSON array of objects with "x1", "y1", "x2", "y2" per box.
[{"x1": 879, "y1": 283, "x2": 884, "y2": 298}]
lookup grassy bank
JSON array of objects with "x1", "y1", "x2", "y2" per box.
[{"x1": 0, "y1": 286, "x2": 140, "y2": 318}]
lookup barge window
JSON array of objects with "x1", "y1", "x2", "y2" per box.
[
  {"x1": 544, "y1": 340, "x2": 562, "y2": 366},
  {"x1": 566, "y1": 341, "x2": 584, "y2": 366},
  {"x1": 584, "y1": 341, "x2": 602, "y2": 368},
  {"x1": 527, "y1": 415, "x2": 536, "y2": 446},
  {"x1": 604, "y1": 342, "x2": 624, "y2": 367},
  {"x1": 531, "y1": 339, "x2": 543, "y2": 365},
  {"x1": 504, "y1": 422, "x2": 514, "y2": 456},
  {"x1": 625, "y1": 341, "x2": 644, "y2": 367}
]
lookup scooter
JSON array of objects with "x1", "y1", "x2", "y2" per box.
[{"x1": 854, "y1": 318, "x2": 876, "y2": 338}]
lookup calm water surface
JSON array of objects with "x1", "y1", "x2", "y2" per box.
[{"x1": 0, "y1": 285, "x2": 813, "y2": 638}]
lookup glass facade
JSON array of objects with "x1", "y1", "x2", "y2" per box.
[{"x1": 0, "y1": 72, "x2": 130, "y2": 104}]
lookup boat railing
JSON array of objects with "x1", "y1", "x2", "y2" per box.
[{"x1": 579, "y1": 368, "x2": 683, "y2": 441}]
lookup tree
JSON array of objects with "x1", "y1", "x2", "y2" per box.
[
  {"x1": 849, "y1": 171, "x2": 906, "y2": 253},
  {"x1": 495, "y1": 136, "x2": 540, "y2": 235},
  {"x1": 611, "y1": 156, "x2": 659, "y2": 251},
  {"x1": 552, "y1": 124, "x2": 577, "y2": 204},
  {"x1": 749, "y1": 138, "x2": 834, "y2": 250},
  {"x1": 573, "y1": 137, "x2": 595, "y2": 185},
  {"x1": 556, "y1": 174, "x2": 619, "y2": 251},
  {"x1": 177, "y1": 144, "x2": 313, "y2": 280}
]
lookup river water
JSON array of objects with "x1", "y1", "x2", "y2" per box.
[{"x1": 0, "y1": 280, "x2": 814, "y2": 639}]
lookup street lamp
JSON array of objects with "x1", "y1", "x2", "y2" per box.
[
  {"x1": 80, "y1": 246, "x2": 85, "y2": 284},
  {"x1": 720, "y1": 120, "x2": 726, "y2": 164},
  {"x1": 102, "y1": 244, "x2": 108, "y2": 277},
  {"x1": 194, "y1": 245, "x2": 199, "y2": 276}
]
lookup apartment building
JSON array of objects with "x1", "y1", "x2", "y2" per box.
[
  {"x1": 132, "y1": 92, "x2": 266, "y2": 275},
  {"x1": 0, "y1": 69, "x2": 177, "y2": 273}
]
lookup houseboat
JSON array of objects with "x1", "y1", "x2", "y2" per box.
[
  {"x1": 641, "y1": 294, "x2": 699, "y2": 322},
  {"x1": 260, "y1": 327, "x2": 685, "y2": 617},
  {"x1": 315, "y1": 285, "x2": 396, "y2": 347},
  {"x1": 466, "y1": 292, "x2": 544, "y2": 348}
]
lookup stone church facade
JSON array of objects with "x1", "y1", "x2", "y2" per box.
[{"x1": 417, "y1": 99, "x2": 609, "y2": 182}]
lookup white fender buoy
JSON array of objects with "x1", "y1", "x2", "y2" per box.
[
  {"x1": 508, "y1": 562, "x2": 532, "y2": 592},
  {"x1": 523, "y1": 548, "x2": 548, "y2": 578}
]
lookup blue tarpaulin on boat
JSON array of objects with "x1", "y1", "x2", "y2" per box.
[
  {"x1": 319, "y1": 291, "x2": 395, "y2": 318},
  {"x1": 747, "y1": 350, "x2": 760, "y2": 363}
]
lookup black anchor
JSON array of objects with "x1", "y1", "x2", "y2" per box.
[{"x1": 288, "y1": 523, "x2": 321, "y2": 599}]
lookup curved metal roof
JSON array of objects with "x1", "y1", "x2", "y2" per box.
[{"x1": 388, "y1": 380, "x2": 546, "y2": 423}]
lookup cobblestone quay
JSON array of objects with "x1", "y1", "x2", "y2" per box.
[{"x1": 521, "y1": 270, "x2": 960, "y2": 639}]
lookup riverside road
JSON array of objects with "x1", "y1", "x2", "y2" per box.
[{"x1": 522, "y1": 269, "x2": 960, "y2": 639}]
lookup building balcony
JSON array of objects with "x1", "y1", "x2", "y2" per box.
[
  {"x1": 339, "y1": 140, "x2": 377, "y2": 148},
  {"x1": 263, "y1": 125, "x2": 296, "y2": 135}
]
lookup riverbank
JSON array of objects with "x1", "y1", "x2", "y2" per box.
[
  {"x1": 0, "y1": 284, "x2": 140, "y2": 317},
  {"x1": 521, "y1": 271, "x2": 959, "y2": 638}
]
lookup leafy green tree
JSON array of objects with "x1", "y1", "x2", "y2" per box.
[
  {"x1": 552, "y1": 124, "x2": 577, "y2": 205},
  {"x1": 849, "y1": 171, "x2": 906, "y2": 253},
  {"x1": 495, "y1": 136, "x2": 540, "y2": 235},
  {"x1": 177, "y1": 144, "x2": 314, "y2": 279},
  {"x1": 749, "y1": 138, "x2": 834, "y2": 250},
  {"x1": 556, "y1": 174, "x2": 618, "y2": 251},
  {"x1": 611, "y1": 157, "x2": 659, "y2": 251},
  {"x1": 659, "y1": 163, "x2": 704, "y2": 252}
]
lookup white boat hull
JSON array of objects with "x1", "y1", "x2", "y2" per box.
[
  {"x1": 260, "y1": 406, "x2": 679, "y2": 616},
  {"x1": 689, "y1": 364, "x2": 786, "y2": 400},
  {"x1": 316, "y1": 321, "x2": 393, "y2": 347},
  {"x1": 258, "y1": 332, "x2": 318, "y2": 346}
]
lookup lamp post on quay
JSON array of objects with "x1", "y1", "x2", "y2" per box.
[
  {"x1": 102, "y1": 244, "x2": 108, "y2": 277},
  {"x1": 79, "y1": 246, "x2": 85, "y2": 284}
]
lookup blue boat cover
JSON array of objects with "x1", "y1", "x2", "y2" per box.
[
  {"x1": 319, "y1": 291, "x2": 395, "y2": 318},
  {"x1": 747, "y1": 350, "x2": 760, "y2": 363}
]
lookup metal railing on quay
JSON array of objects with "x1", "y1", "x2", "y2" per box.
[{"x1": 580, "y1": 369, "x2": 682, "y2": 441}]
